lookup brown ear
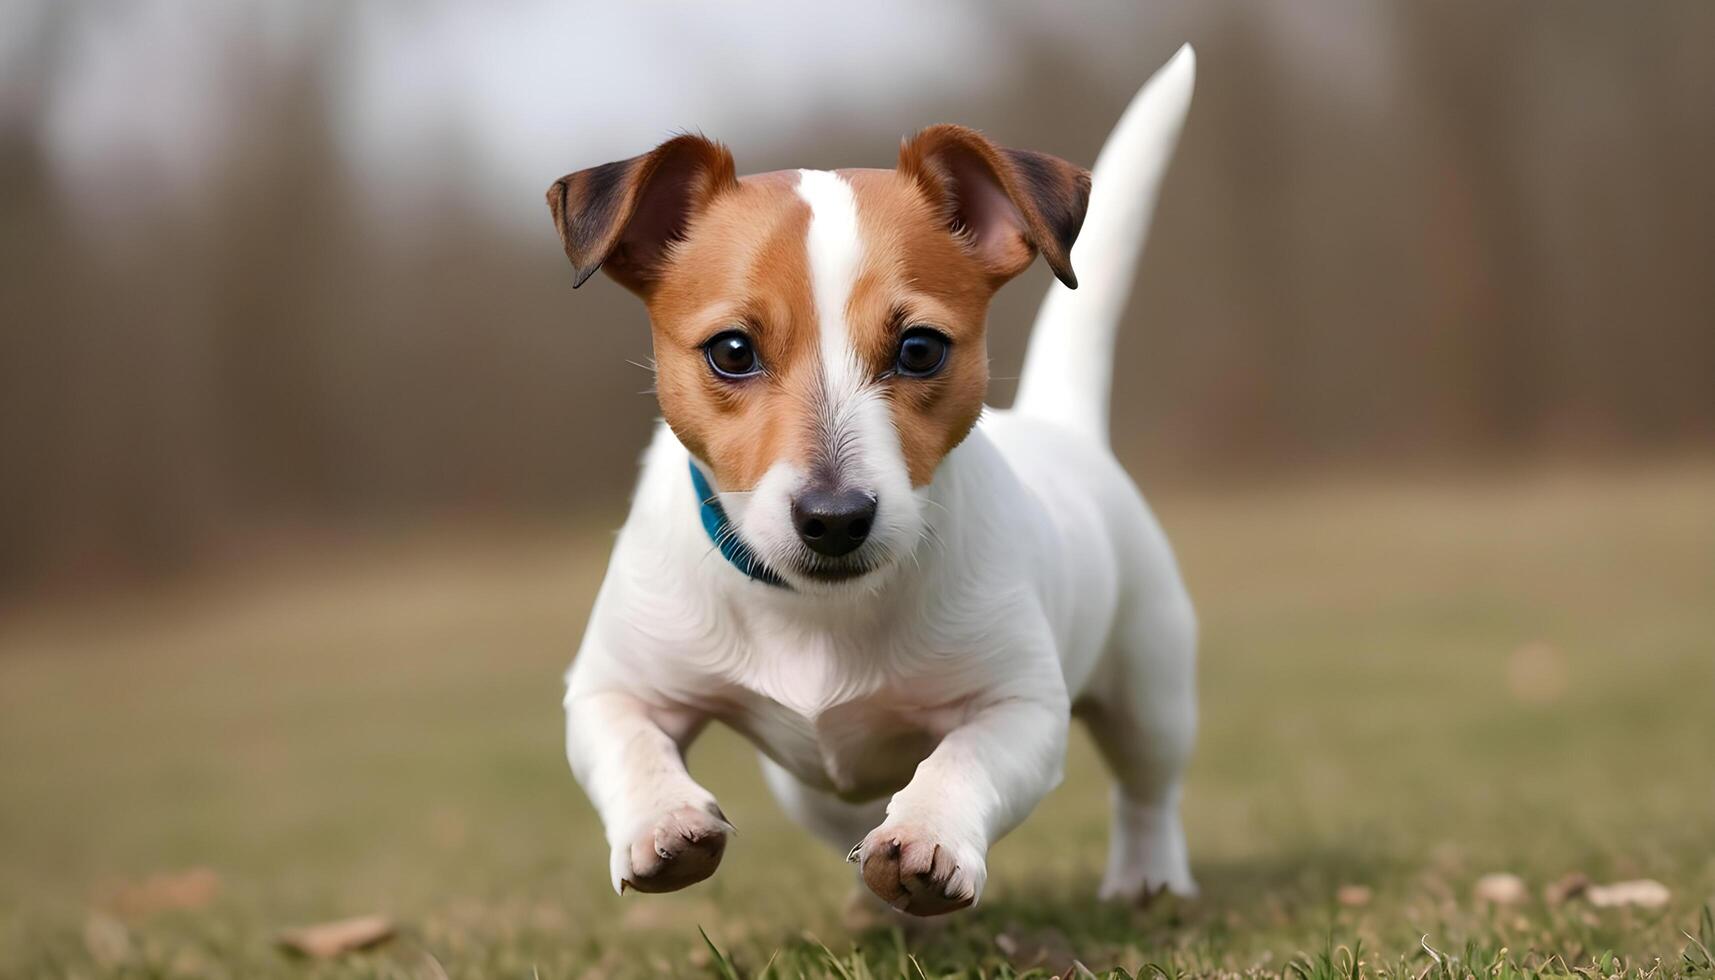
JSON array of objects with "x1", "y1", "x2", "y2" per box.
[
  {"x1": 545, "y1": 134, "x2": 737, "y2": 294},
  {"x1": 897, "y1": 125, "x2": 1090, "y2": 289}
]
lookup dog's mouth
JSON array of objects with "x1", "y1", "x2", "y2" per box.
[{"x1": 792, "y1": 556, "x2": 881, "y2": 584}]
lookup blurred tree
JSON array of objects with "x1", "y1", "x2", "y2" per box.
[{"x1": 1, "y1": 0, "x2": 1711, "y2": 594}]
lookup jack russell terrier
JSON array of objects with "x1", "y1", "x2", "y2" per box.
[{"x1": 547, "y1": 46, "x2": 1198, "y2": 915}]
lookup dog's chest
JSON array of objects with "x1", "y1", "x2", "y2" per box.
[
  {"x1": 710, "y1": 630, "x2": 967, "y2": 800},
  {"x1": 726, "y1": 693, "x2": 940, "y2": 799}
]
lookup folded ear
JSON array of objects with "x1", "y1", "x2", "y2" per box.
[
  {"x1": 897, "y1": 125, "x2": 1091, "y2": 289},
  {"x1": 546, "y1": 134, "x2": 737, "y2": 295}
]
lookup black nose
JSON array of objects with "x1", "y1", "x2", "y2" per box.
[{"x1": 791, "y1": 488, "x2": 877, "y2": 558}]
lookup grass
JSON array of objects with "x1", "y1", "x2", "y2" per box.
[{"x1": 1, "y1": 463, "x2": 1712, "y2": 978}]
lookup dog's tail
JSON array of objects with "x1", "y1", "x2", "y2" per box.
[{"x1": 1013, "y1": 45, "x2": 1195, "y2": 445}]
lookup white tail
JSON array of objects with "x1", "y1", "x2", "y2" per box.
[{"x1": 1012, "y1": 45, "x2": 1196, "y2": 445}]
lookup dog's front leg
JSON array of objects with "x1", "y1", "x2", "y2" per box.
[
  {"x1": 565, "y1": 689, "x2": 731, "y2": 895},
  {"x1": 852, "y1": 691, "x2": 1069, "y2": 915}
]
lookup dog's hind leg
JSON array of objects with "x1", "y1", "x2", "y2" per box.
[{"x1": 1077, "y1": 581, "x2": 1199, "y2": 901}]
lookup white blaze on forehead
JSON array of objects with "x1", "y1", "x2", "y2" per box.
[
  {"x1": 787, "y1": 167, "x2": 914, "y2": 559},
  {"x1": 794, "y1": 169, "x2": 866, "y2": 402}
]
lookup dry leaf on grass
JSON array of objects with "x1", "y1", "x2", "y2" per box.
[
  {"x1": 1336, "y1": 884, "x2": 1373, "y2": 908},
  {"x1": 83, "y1": 913, "x2": 134, "y2": 968},
  {"x1": 1544, "y1": 871, "x2": 1591, "y2": 905},
  {"x1": 95, "y1": 867, "x2": 222, "y2": 918},
  {"x1": 1473, "y1": 872, "x2": 1529, "y2": 906},
  {"x1": 1585, "y1": 879, "x2": 1670, "y2": 909},
  {"x1": 277, "y1": 914, "x2": 396, "y2": 958},
  {"x1": 1506, "y1": 641, "x2": 1569, "y2": 704}
]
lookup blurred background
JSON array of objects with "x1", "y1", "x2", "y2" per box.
[
  {"x1": 3, "y1": 0, "x2": 1711, "y2": 596},
  {"x1": 1, "y1": 3, "x2": 1712, "y2": 976}
]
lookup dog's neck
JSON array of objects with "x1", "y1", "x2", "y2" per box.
[{"x1": 688, "y1": 460, "x2": 790, "y2": 589}]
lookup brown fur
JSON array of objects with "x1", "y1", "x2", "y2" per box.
[
  {"x1": 648, "y1": 174, "x2": 819, "y2": 491},
  {"x1": 546, "y1": 132, "x2": 1090, "y2": 492},
  {"x1": 896, "y1": 124, "x2": 1091, "y2": 290},
  {"x1": 546, "y1": 135, "x2": 738, "y2": 293},
  {"x1": 843, "y1": 169, "x2": 994, "y2": 486}
]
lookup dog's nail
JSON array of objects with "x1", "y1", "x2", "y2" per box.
[{"x1": 846, "y1": 843, "x2": 862, "y2": 863}]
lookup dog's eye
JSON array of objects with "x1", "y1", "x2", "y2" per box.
[
  {"x1": 705, "y1": 331, "x2": 761, "y2": 379},
  {"x1": 895, "y1": 327, "x2": 950, "y2": 378}
]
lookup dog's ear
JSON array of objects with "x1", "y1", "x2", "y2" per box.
[
  {"x1": 897, "y1": 125, "x2": 1090, "y2": 289},
  {"x1": 546, "y1": 134, "x2": 738, "y2": 295}
]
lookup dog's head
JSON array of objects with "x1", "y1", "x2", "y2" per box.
[{"x1": 548, "y1": 130, "x2": 1089, "y2": 591}]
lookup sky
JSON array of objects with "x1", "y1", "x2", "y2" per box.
[
  {"x1": 24, "y1": 1, "x2": 1057, "y2": 227},
  {"x1": 18, "y1": 0, "x2": 1400, "y2": 230}
]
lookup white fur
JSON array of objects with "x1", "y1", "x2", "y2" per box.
[
  {"x1": 564, "y1": 46, "x2": 1200, "y2": 907},
  {"x1": 796, "y1": 168, "x2": 863, "y2": 399}
]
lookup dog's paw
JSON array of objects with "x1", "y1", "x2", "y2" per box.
[
  {"x1": 1097, "y1": 872, "x2": 1199, "y2": 905},
  {"x1": 1097, "y1": 849, "x2": 1198, "y2": 903},
  {"x1": 610, "y1": 803, "x2": 732, "y2": 894},
  {"x1": 1098, "y1": 800, "x2": 1197, "y2": 903},
  {"x1": 849, "y1": 823, "x2": 985, "y2": 916}
]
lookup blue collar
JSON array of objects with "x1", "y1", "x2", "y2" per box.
[{"x1": 689, "y1": 461, "x2": 788, "y2": 588}]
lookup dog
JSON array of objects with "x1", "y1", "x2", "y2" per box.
[{"x1": 547, "y1": 46, "x2": 1198, "y2": 915}]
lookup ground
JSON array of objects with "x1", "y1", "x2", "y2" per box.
[{"x1": 1, "y1": 464, "x2": 1712, "y2": 979}]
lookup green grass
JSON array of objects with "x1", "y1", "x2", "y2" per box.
[{"x1": 2, "y1": 465, "x2": 1712, "y2": 978}]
